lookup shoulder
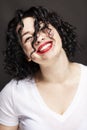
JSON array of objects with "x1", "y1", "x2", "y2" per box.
[
  {"x1": 0, "y1": 77, "x2": 35, "y2": 111},
  {"x1": 0, "y1": 79, "x2": 17, "y2": 96},
  {"x1": 81, "y1": 63, "x2": 87, "y2": 70},
  {"x1": 80, "y1": 64, "x2": 87, "y2": 77},
  {"x1": 0, "y1": 77, "x2": 34, "y2": 97},
  {"x1": 79, "y1": 64, "x2": 87, "y2": 92}
]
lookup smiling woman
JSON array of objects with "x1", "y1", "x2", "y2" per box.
[
  {"x1": 20, "y1": 17, "x2": 62, "y2": 63},
  {"x1": 0, "y1": 6, "x2": 87, "y2": 130}
]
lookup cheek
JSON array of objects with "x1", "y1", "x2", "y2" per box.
[
  {"x1": 54, "y1": 32, "x2": 62, "y2": 44},
  {"x1": 30, "y1": 52, "x2": 41, "y2": 63},
  {"x1": 22, "y1": 44, "x2": 32, "y2": 56}
]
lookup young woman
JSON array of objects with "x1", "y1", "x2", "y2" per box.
[{"x1": 0, "y1": 6, "x2": 87, "y2": 130}]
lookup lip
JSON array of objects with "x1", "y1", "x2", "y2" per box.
[{"x1": 37, "y1": 41, "x2": 53, "y2": 54}]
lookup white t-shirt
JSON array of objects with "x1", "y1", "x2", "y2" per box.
[{"x1": 0, "y1": 64, "x2": 87, "y2": 130}]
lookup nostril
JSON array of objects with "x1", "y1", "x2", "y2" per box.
[
  {"x1": 35, "y1": 37, "x2": 45, "y2": 45},
  {"x1": 35, "y1": 41, "x2": 40, "y2": 45}
]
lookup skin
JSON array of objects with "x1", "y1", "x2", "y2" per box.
[{"x1": 0, "y1": 17, "x2": 81, "y2": 129}]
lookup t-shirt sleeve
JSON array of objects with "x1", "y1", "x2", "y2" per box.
[{"x1": 0, "y1": 80, "x2": 18, "y2": 126}]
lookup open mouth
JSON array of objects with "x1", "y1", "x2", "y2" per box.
[{"x1": 37, "y1": 41, "x2": 53, "y2": 54}]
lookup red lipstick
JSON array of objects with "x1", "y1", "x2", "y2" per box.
[{"x1": 37, "y1": 41, "x2": 52, "y2": 54}]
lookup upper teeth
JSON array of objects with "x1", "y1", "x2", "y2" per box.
[{"x1": 39, "y1": 43, "x2": 51, "y2": 51}]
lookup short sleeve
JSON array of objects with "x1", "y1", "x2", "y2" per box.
[{"x1": 0, "y1": 80, "x2": 18, "y2": 126}]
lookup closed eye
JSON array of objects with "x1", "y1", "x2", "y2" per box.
[
  {"x1": 40, "y1": 26, "x2": 51, "y2": 35},
  {"x1": 24, "y1": 36, "x2": 33, "y2": 44},
  {"x1": 40, "y1": 26, "x2": 46, "y2": 31}
]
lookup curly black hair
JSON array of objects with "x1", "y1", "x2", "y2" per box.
[{"x1": 4, "y1": 6, "x2": 77, "y2": 80}]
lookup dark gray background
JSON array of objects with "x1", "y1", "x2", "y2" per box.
[{"x1": 0, "y1": 0, "x2": 87, "y2": 90}]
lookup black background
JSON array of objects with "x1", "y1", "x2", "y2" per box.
[{"x1": 0, "y1": 0, "x2": 87, "y2": 90}]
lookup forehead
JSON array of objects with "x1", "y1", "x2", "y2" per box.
[{"x1": 22, "y1": 17, "x2": 35, "y2": 35}]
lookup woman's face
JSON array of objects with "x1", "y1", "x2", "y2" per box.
[{"x1": 19, "y1": 17, "x2": 63, "y2": 65}]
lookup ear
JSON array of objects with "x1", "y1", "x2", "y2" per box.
[
  {"x1": 28, "y1": 58, "x2": 32, "y2": 62},
  {"x1": 26, "y1": 55, "x2": 32, "y2": 62}
]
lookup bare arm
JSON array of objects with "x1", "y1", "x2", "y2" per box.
[{"x1": 0, "y1": 124, "x2": 18, "y2": 130}]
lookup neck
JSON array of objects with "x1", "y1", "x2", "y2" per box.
[{"x1": 38, "y1": 49, "x2": 72, "y2": 83}]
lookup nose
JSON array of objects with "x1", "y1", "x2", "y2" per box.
[{"x1": 35, "y1": 32, "x2": 45, "y2": 45}]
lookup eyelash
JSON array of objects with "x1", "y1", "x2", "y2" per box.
[
  {"x1": 40, "y1": 26, "x2": 46, "y2": 31},
  {"x1": 40, "y1": 27, "x2": 51, "y2": 34},
  {"x1": 24, "y1": 36, "x2": 33, "y2": 43}
]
